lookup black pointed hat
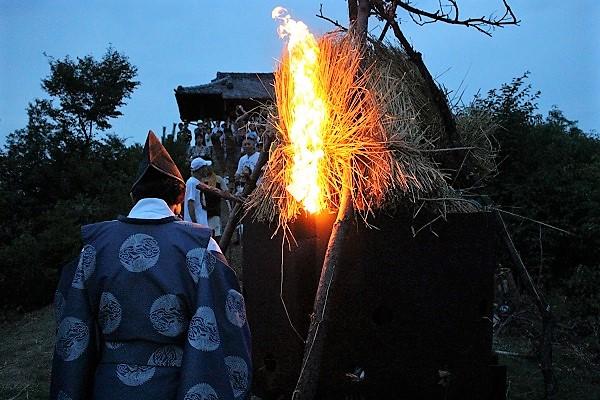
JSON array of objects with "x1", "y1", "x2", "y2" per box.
[{"x1": 131, "y1": 130, "x2": 185, "y2": 191}]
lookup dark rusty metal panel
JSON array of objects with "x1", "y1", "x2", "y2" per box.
[
  {"x1": 243, "y1": 213, "x2": 335, "y2": 399},
  {"x1": 244, "y1": 212, "x2": 503, "y2": 399}
]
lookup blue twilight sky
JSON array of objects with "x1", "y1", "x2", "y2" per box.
[{"x1": 1, "y1": 1, "x2": 598, "y2": 146}]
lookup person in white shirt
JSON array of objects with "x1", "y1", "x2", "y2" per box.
[
  {"x1": 235, "y1": 138, "x2": 259, "y2": 179},
  {"x1": 233, "y1": 138, "x2": 259, "y2": 198},
  {"x1": 184, "y1": 157, "x2": 211, "y2": 225}
]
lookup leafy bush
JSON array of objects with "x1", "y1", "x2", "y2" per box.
[
  {"x1": 563, "y1": 265, "x2": 600, "y2": 337},
  {"x1": 473, "y1": 74, "x2": 600, "y2": 283}
]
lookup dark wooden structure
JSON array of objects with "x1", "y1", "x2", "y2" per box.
[
  {"x1": 243, "y1": 212, "x2": 506, "y2": 399},
  {"x1": 174, "y1": 72, "x2": 274, "y2": 121}
]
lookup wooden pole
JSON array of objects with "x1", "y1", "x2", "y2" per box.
[
  {"x1": 196, "y1": 181, "x2": 244, "y2": 204},
  {"x1": 292, "y1": 176, "x2": 354, "y2": 400},
  {"x1": 289, "y1": 11, "x2": 369, "y2": 399},
  {"x1": 494, "y1": 211, "x2": 557, "y2": 398}
]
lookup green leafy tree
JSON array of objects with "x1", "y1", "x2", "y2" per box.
[
  {"x1": 41, "y1": 47, "x2": 139, "y2": 143},
  {"x1": 0, "y1": 47, "x2": 141, "y2": 309},
  {"x1": 473, "y1": 75, "x2": 600, "y2": 285}
]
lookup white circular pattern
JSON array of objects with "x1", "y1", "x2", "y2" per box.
[
  {"x1": 186, "y1": 248, "x2": 216, "y2": 282},
  {"x1": 148, "y1": 345, "x2": 183, "y2": 367},
  {"x1": 98, "y1": 292, "x2": 122, "y2": 334},
  {"x1": 224, "y1": 356, "x2": 249, "y2": 398},
  {"x1": 149, "y1": 294, "x2": 187, "y2": 337},
  {"x1": 188, "y1": 306, "x2": 220, "y2": 351},
  {"x1": 72, "y1": 245, "x2": 96, "y2": 289},
  {"x1": 116, "y1": 364, "x2": 155, "y2": 386},
  {"x1": 119, "y1": 233, "x2": 160, "y2": 272},
  {"x1": 225, "y1": 289, "x2": 246, "y2": 328},
  {"x1": 55, "y1": 317, "x2": 89, "y2": 361},
  {"x1": 184, "y1": 383, "x2": 219, "y2": 400},
  {"x1": 54, "y1": 290, "x2": 65, "y2": 324}
]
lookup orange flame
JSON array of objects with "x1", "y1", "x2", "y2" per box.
[{"x1": 272, "y1": 7, "x2": 327, "y2": 214}]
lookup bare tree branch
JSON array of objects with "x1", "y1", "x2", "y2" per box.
[
  {"x1": 316, "y1": 4, "x2": 348, "y2": 31},
  {"x1": 371, "y1": 0, "x2": 458, "y2": 145},
  {"x1": 377, "y1": 22, "x2": 390, "y2": 41},
  {"x1": 396, "y1": 0, "x2": 519, "y2": 36}
]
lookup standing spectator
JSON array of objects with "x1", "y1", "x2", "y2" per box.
[
  {"x1": 245, "y1": 130, "x2": 258, "y2": 143},
  {"x1": 197, "y1": 123, "x2": 204, "y2": 142},
  {"x1": 235, "y1": 138, "x2": 259, "y2": 180},
  {"x1": 234, "y1": 165, "x2": 252, "y2": 196},
  {"x1": 188, "y1": 129, "x2": 210, "y2": 161},
  {"x1": 223, "y1": 127, "x2": 239, "y2": 184},
  {"x1": 235, "y1": 124, "x2": 247, "y2": 148},
  {"x1": 184, "y1": 158, "x2": 210, "y2": 225},
  {"x1": 204, "y1": 127, "x2": 214, "y2": 159},
  {"x1": 193, "y1": 122, "x2": 203, "y2": 145},
  {"x1": 199, "y1": 165, "x2": 227, "y2": 241},
  {"x1": 177, "y1": 122, "x2": 192, "y2": 142},
  {"x1": 210, "y1": 126, "x2": 226, "y2": 179},
  {"x1": 233, "y1": 138, "x2": 259, "y2": 196}
]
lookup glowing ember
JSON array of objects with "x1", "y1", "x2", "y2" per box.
[{"x1": 272, "y1": 7, "x2": 327, "y2": 214}]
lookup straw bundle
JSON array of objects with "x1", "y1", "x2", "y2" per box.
[{"x1": 247, "y1": 33, "x2": 497, "y2": 235}]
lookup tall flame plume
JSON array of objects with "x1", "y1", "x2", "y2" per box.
[
  {"x1": 272, "y1": 7, "x2": 327, "y2": 214},
  {"x1": 255, "y1": 9, "x2": 417, "y2": 234}
]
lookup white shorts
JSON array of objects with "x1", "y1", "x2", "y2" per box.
[{"x1": 208, "y1": 216, "x2": 222, "y2": 236}]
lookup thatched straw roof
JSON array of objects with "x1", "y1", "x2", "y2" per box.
[{"x1": 175, "y1": 72, "x2": 275, "y2": 121}]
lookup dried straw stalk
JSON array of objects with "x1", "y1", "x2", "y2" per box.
[{"x1": 247, "y1": 34, "x2": 497, "y2": 237}]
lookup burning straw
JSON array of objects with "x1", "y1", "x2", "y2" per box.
[
  {"x1": 252, "y1": 34, "x2": 401, "y2": 229},
  {"x1": 247, "y1": 32, "x2": 487, "y2": 236}
]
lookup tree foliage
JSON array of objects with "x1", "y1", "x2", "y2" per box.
[
  {"x1": 471, "y1": 74, "x2": 600, "y2": 286},
  {"x1": 0, "y1": 47, "x2": 141, "y2": 310},
  {"x1": 41, "y1": 47, "x2": 139, "y2": 141}
]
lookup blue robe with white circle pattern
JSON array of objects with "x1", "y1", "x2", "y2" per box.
[{"x1": 50, "y1": 217, "x2": 251, "y2": 400}]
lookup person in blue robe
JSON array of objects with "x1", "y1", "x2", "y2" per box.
[{"x1": 50, "y1": 131, "x2": 251, "y2": 400}]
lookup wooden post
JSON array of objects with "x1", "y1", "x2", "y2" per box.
[
  {"x1": 351, "y1": 0, "x2": 370, "y2": 39},
  {"x1": 494, "y1": 211, "x2": 557, "y2": 398},
  {"x1": 196, "y1": 182, "x2": 244, "y2": 204},
  {"x1": 289, "y1": 9, "x2": 369, "y2": 398},
  {"x1": 292, "y1": 175, "x2": 354, "y2": 400}
]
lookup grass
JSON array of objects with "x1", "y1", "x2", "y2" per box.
[
  {"x1": 494, "y1": 295, "x2": 600, "y2": 400},
  {"x1": 497, "y1": 340, "x2": 600, "y2": 400},
  {"x1": 0, "y1": 305, "x2": 54, "y2": 400}
]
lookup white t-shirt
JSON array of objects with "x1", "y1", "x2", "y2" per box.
[
  {"x1": 204, "y1": 132, "x2": 213, "y2": 148},
  {"x1": 183, "y1": 176, "x2": 208, "y2": 225},
  {"x1": 236, "y1": 152, "x2": 260, "y2": 176}
]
